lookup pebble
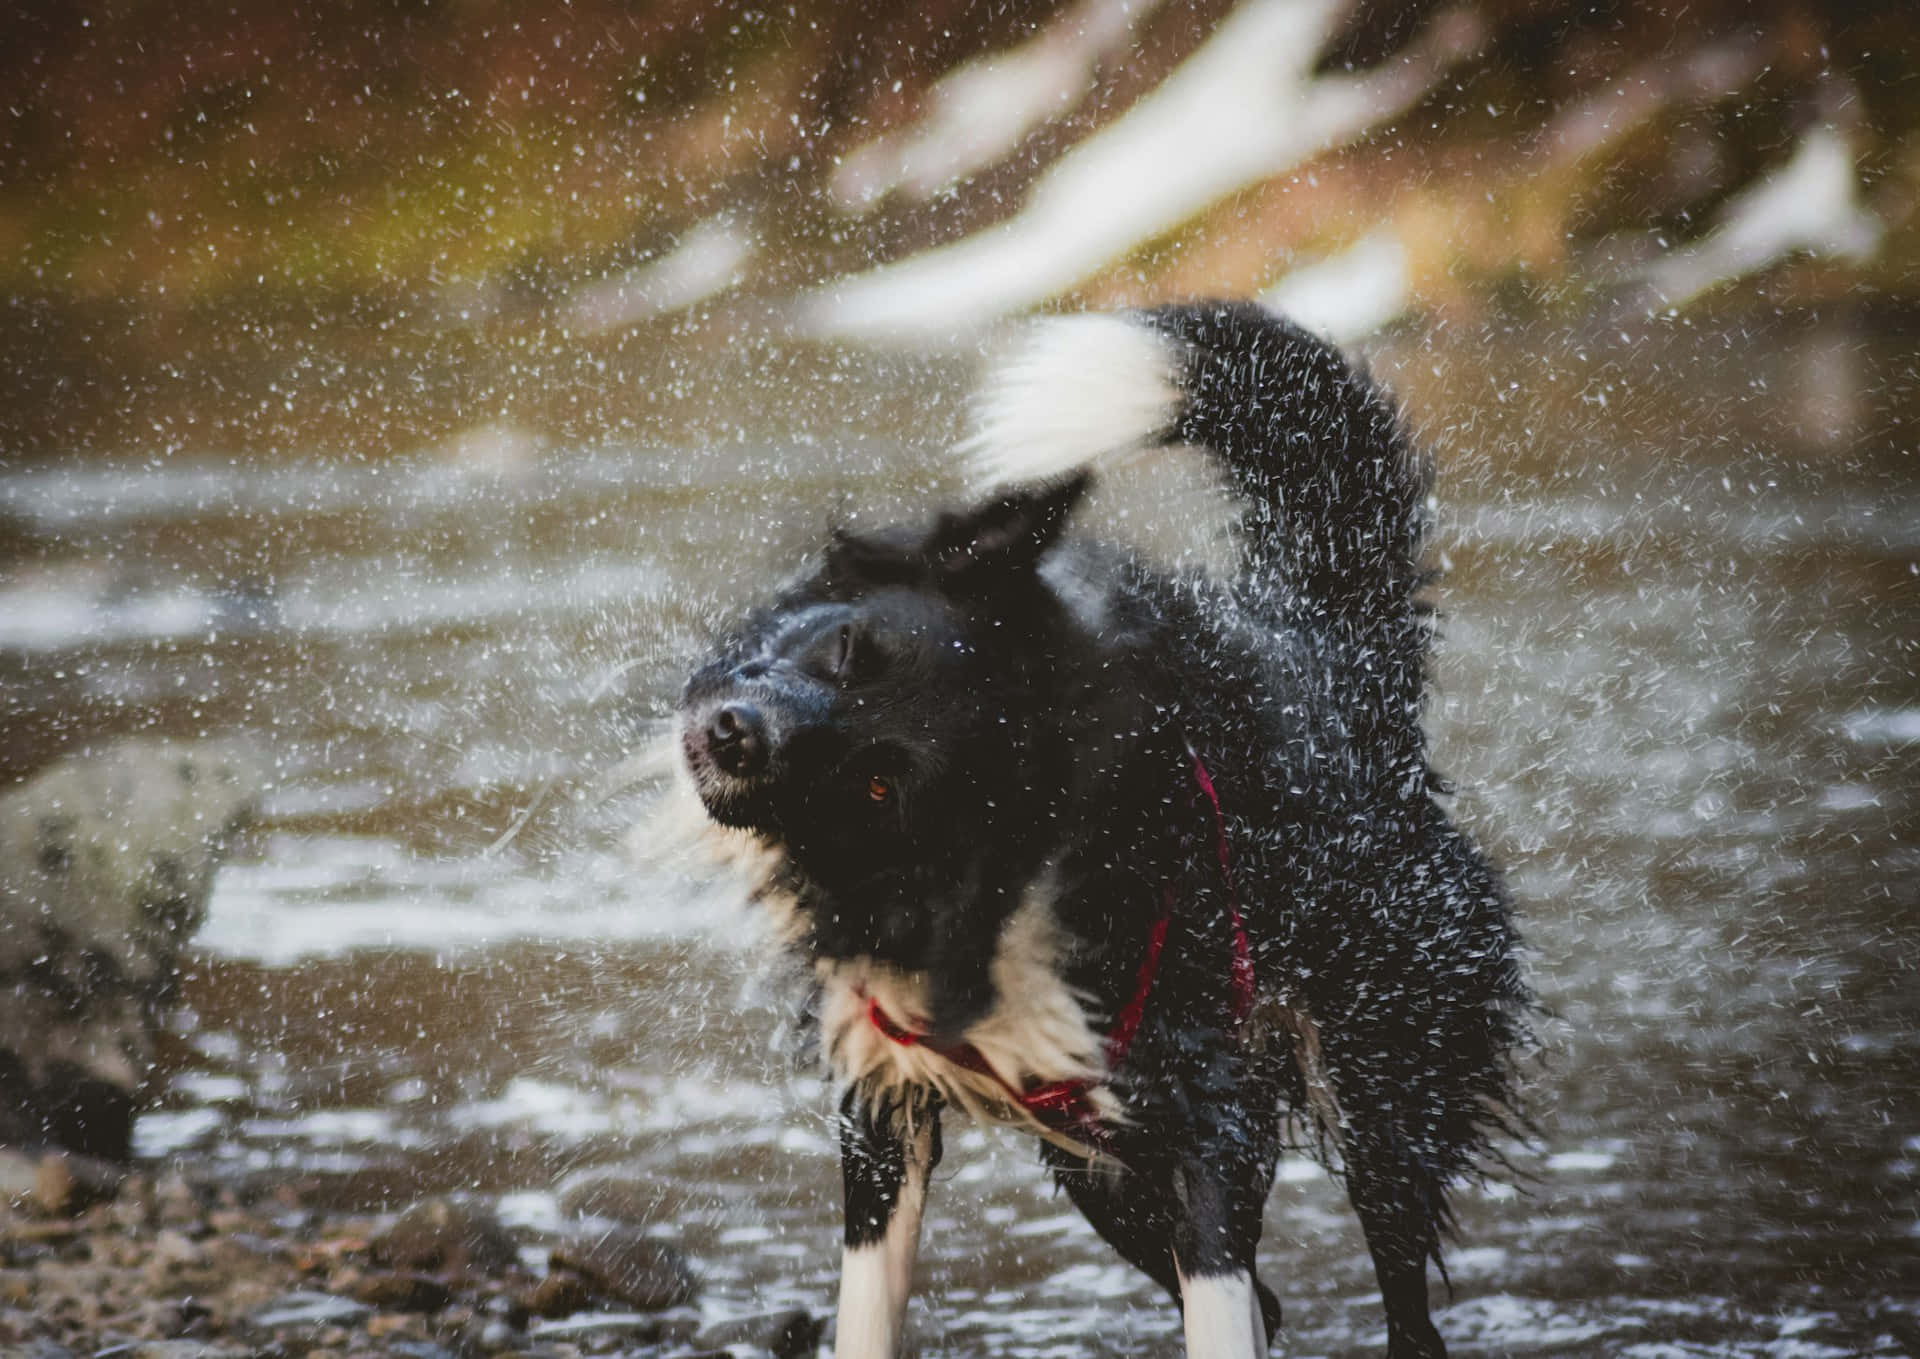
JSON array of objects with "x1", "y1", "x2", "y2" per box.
[
  {"x1": 0, "y1": 1150, "x2": 41, "y2": 1205},
  {"x1": 34, "y1": 1152, "x2": 128, "y2": 1218},
  {"x1": 375, "y1": 1198, "x2": 521, "y2": 1277},
  {"x1": 693, "y1": 1308, "x2": 822, "y2": 1359},
  {"x1": 149, "y1": 1230, "x2": 205, "y2": 1268},
  {"x1": 10, "y1": 1185, "x2": 803, "y2": 1359},
  {"x1": 385, "y1": 1342, "x2": 460, "y2": 1359},
  {"x1": 518, "y1": 1268, "x2": 591, "y2": 1319},
  {"x1": 0, "y1": 1267, "x2": 32, "y2": 1305},
  {"x1": 549, "y1": 1227, "x2": 696, "y2": 1311},
  {"x1": 152, "y1": 1174, "x2": 203, "y2": 1229},
  {"x1": 366, "y1": 1312, "x2": 428, "y2": 1340},
  {"x1": 352, "y1": 1270, "x2": 455, "y2": 1312},
  {"x1": 14, "y1": 1340, "x2": 75, "y2": 1359},
  {"x1": 553, "y1": 1169, "x2": 695, "y2": 1227},
  {"x1": 458, "y1": 1314, "x2": 521, "y2": 1353}
]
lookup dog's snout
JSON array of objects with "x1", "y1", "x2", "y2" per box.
[{"x1": 707, "y1": 702, "x2": 768, "y2": 776}]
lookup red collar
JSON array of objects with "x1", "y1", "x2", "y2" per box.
[{"x1": 864, "y1": 749, "x2": 1255, "y2": 1152}]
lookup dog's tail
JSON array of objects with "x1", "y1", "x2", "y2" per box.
[{"x1": 963, "y1": 301, "x2": 1428, "y2": 621}]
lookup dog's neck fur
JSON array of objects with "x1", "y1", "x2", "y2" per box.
[
  {"x1": 816, "y1": 876, "x2": 1125, "y2": 1152},
  {"x1": 649, "y1": 577, "x2": 1188, "y2": 1147}
]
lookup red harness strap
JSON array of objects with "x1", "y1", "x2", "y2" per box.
[
  {"x1": 863, "y1": 750, "x2": 1255, "y2": 1149},
  {"x1": 1186, "y1": 748, "x2": 1258, "y2": 1022}
]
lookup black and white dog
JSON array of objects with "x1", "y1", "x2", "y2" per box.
[{"x1": 668, "y1": 302, "x2": 1530, "y2": 1357}]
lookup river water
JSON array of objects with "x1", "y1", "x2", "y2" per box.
[{"x1": 2, "y1": 310, "x2": 1915, "y2": 1356}]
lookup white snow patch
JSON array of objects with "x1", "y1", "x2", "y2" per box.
[
  {"x1": 240, "y1": 1109, "x2": 421, "y2": 1147},
  {"x1": 451, "y1": 1073, "x2": 772, "y2": 1142},
  {"x1": 830, "y1": 0, "x2": 1157, "y2": 209},
  {"x1": 1275, "y1": 1154, "x2": 1323, "y2": 1184},
  {"x1": 1261, "y1": 226, "x2": 1412, "y2": 342},
  {"x1": 132, "y1": 1107, "x2": 227, "y2": 1158},
  {"x1": 1051, "y1": 1259, "x2": 1158, "y2": 1301},
  {"x1": 198, "y1": 835, "x2": 738, "y2": 965},
  {"x1": 1439, "y1": 1294, "x2": 1622, "y2": 1347},
  {"x1": 1816, "y1": 783, "x2": 1881, "y2": 811},
  {"x1": 172, "y1": 1072, "x2": 249, "y2": 1104},
  {"x1": 1545, "y1": 1147, "x2": 1622, "y2": 1173},
  {"x1": 494, "y1": 1190, "x2": 568, "y2": 1234},
  {"x1": 1839, "y1": 708, "x2": 1920, "y2": 746},
  {"x1": 567, "y1": 217, "x2": 755, "y2": 333},
  {"x1": 797, "y1": 0, "x2": 1481, "y2": 338},
  {"x1": 1643, "y1": 124, "x2": 1881, "y2": 309},
  {"x1": 1620, "y1": 1342, "x2": 1870, "y2": 1359},
  {"x1": 1444, "y1": 1245, "x2": 1510, "y2": 1276}
]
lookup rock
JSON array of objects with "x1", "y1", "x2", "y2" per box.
[
  {"x1": 152, "y1": 1172, "x2": 203, "y2": 1229},
  {"x1": 245, "y1": 1290, "x2": 374, "y2": 1331},
  {"x1": 0, "y1": 738, "x2": 264, "y2": 1161},
  {"x1": 455, "y1": 1314, "x2": 521, "y2": 1354},
  {"x1": 33, "y1": 1150, "x2": 128, "y2": 1217},
  {"x1": 0, "y1": 1267, "x2": 32, "y2": 1305},
  {"x1": 373, "y1": 1198, "x2": 521, "y2": 1278},
  {"x1": 366, "y1": 1312, "x2": 430, "y2": 1341},
  {"x1": 384, "y1": 1343, "x2": 460, "y2": 1359},
  {"x1": 518, "y1": 1268, "x2": 592, "y2": 1319},
  {"x1": 351, "y1": 1271, "x2": 454, "y2": 1311},
  {"x1": 549, "y1": 1227, "x2": 696, "y2": 1311},
  {"x1": 553, "y1": 1168, "x2": 695, "y2": 1226},
  {"x1": 0, "y1": 1148, "x2": 39, "y2": 1203},
  {"x1": 694, "y1": 1309, "x2": 822, "y2": 1359},
  {"x1": 149, "y1": 1229, "x2": 205, "y2": 1268}
]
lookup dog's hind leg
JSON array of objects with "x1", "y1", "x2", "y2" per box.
[
  {"x1": 1044, "y1": 1146, "x2": 1280, "y2": 1356},
  {"x1": 1043, "y1": 1147, "x2": 1185, "y2": 1299},
  {"x1": 1341, "y1": 1130, "x2": 1448, "y2": 1359},
  {"x1": 835, "y1": 1084, "x2": 942, "y2": 1359}
]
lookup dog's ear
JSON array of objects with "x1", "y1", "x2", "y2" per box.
[
  {"x1": 927, "y1": 471, "x2": 1090, "y2": 590},
  {"x1": 823, "y1": 525, "x2": 922, "y2": 591}
]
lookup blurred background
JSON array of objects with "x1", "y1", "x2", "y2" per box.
[
  {"x1": 2, "y1": 0, "x2": 1917, "y2": 462},
  {"x1": 2, "y1": 2, "x2": 1917, "y2": 1356}
]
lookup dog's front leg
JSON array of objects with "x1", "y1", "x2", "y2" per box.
[
  {"x1": 835, "y1": 1084, "x2": 943, "y2": 1358},
  {"x1": 1176, "y1": 1263, "x2": 1267, "y2": 1359},
  {"x1": 1172, "y1": 1165, "x2": 1271, "y2": 1359}
]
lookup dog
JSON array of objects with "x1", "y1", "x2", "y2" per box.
[{"x1": 666, "y1": 302, "x2": 1530, "y2": 1357}]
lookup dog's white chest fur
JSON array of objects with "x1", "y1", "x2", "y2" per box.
[
  {"x1": 817, "y1": 887, "x2": 1123, "y2": 1143},
  {"x1": 636, "y1": 756, "x2": 1122, "y2": 1144}
]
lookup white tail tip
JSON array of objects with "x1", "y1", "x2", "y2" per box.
[{"x1": 962, "y1": 313, "x2": 1186, "y2": 492}]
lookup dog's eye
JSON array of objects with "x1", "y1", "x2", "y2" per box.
[{"x1": 867, "y1": 775, "x2": 893, "y2": 804}]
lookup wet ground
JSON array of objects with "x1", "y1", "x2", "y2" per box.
[{"x1": 2, "y1": 307, "x2": 1917, "y2": 1356}]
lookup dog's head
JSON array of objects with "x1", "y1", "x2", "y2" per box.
[{"x1": 678, "y1": 474, "x2": 1088, "y2": 1024}]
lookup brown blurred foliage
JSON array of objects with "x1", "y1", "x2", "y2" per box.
[{"x1": 0, "y1": 0, "x2": 1914, "y2": 458}]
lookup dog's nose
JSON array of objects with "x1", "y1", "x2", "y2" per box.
[{"x1": 707, "y1": 702, "x2": 768, "y2": 776}]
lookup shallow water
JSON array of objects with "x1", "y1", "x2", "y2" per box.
[{"x1": 3, "y1": 311, "x2": 1917, "y2": 1356}]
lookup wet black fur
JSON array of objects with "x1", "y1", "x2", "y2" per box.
[{"x1": 677, "y1": 302, "x2": 1531, "y2": 1356}]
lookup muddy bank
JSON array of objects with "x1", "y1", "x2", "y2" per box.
[{"x1": 1, "y1": 1160, "x2": 818, "y2": 1359}]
